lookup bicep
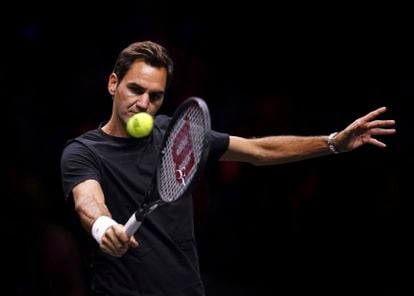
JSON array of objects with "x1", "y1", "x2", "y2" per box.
[{"x1": 220, "y1": 136, "x2": 260, "y2": 163}]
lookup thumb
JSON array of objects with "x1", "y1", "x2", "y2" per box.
[{"x1": 128, "y1": 235, "x2": 139, "y2": 248}]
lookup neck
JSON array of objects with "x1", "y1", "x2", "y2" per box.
[{"x1": 101, "y1": 119, "x2": 129, "y2": 138}]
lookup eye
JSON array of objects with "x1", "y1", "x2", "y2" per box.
[
  {"x1": 149, "y1": 92, "x2": 163, "y2": 102},
  {"x1": 130, "y1": 85, "x2": 145, "y2": 95}
]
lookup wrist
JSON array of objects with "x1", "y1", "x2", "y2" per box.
[
  {"x1": 328, "y1": 132, "x2": 340, "y2": 154},
  {"x1": 91, "y1": 216, "x2": 117, "y2": 244}
]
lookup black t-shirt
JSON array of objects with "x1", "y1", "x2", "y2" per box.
[{"x1": 60, "y1": 115, "x2": 229, "y2": 296}]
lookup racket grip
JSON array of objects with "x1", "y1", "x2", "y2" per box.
[{"x1": 124, "y1": 212, "x2": 143, "y2": 236}]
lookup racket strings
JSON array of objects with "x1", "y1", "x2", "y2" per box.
[{"x1": 159, "y1": 104, "x2": 207, "y2": 202}]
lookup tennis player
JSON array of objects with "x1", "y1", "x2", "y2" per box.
[{"x1": 60, "y1": 40, "x2": 396, "y2": 296}]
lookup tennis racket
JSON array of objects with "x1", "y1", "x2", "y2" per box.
[{"x1": 124, "y1": 96, "x2": 211, "y2": 236}]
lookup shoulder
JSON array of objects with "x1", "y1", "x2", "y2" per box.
[
  {"x1": 154, "y1": 114, "x2": 171, "y2": 131},
  {"x1": 209, "y1": 130, "x2": 230, "y2": 160},
  {"x1": 61, "y1": 129, "x2": 101, "y2": 158},
  {"x1": 64, "y1": 129, "x2": 101, "y2": 148}
]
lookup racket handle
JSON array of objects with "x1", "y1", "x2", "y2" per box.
[
  {"x1": 124, "y1": 204, "x2": 159, "y2": 236},
  {"x1": 124, "y1": 212, "x2": 143, "y2": 236}
]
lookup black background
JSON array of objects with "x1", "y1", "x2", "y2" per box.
[{"x1": 4, "y1": 2, "x2": 412, "y2": 295}]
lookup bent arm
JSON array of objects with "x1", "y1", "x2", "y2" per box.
[
  {"x1": 72, "y1": 179, "x2": 110, "y2": 233},
  {"x1": 221, "y1": 135, "x2": 332, "y2": 166}
]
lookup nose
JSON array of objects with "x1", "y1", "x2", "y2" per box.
[{"x1": 136, "y1": 93, "x2": 150, "y2": 111}]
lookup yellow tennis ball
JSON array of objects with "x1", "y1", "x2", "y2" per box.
[{"x1": 126, "y1": 112, "x2": 154, "y2": 138}]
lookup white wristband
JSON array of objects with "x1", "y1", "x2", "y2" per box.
[
  {"x1": 328, "y1": 132, "x2": 340, "y2": 154},
  {"x1": 91, "y1": 216, "x2": 117, "y2": 244}
]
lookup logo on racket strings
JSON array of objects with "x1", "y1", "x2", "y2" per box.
[{"x1": 172, "y1": 116, "x2": 195, "y2": 185}]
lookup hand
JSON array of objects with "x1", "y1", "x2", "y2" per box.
[
  {"x1": 334, "y1": 106, "x2": 396, "y2": 152},
  {"x1": 100, "y1": 224, "x2": 139, "y2": 257}
]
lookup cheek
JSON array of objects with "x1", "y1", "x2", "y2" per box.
[
  {"x1": 114, "y1": 95, "x2": 132, "y2": 116},
  {"x1": 115, "y1": 93, "x2": 133, "y2": 108},
  {"x1": 149, "y1": 99, "x2": 164, "y2": 114}
]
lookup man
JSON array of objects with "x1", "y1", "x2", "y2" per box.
[{"x1": 61, "y1": 40, "x2": 396, "y2": 295}]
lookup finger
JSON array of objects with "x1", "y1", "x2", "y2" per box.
[
  {"x1": 112, "y1": 224, "x2": 130, "y2": 244},
  {"x1": 104, "y1": 227, "x2": 129, "y2": 254},
  {"x1": 362, "y1": 106, "x2": 387, "y2": 122},
  {"x1": 368, "y1": 138, "x2": 387, "y2": 148},
  {"x1": 129, "y1": 236, "x2": 139, "y2": 248},
  {"x1": 115, "y1": 224, "x2": 139, "y2": 248},
  {"x1": 101, "y1": 244, "x2": 122, "y2": 257},
  {"x1": 370, "y1": 128, "x2": 397, "y2": 135},
  {"x1": 102, "y1": 241, "x2": 128, "y2": 257},
  {"x1": 367, "y1": 119, "x2": 396, "y2": 129},
  {"x1": 101, "y1": 238, "x2": 120, "y2": 256}
]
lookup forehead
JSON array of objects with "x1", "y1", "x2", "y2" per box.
[{"x1": 124, "y1": 60, "x2": 168, "y2": 86}]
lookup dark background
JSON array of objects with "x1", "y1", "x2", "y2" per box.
[{"x1": 4, "y1": 2, "x2": 412, "y2": 295}]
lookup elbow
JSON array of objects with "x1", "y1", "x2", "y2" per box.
[
  {"x1": 250, "y1": 159, "x2": 277, "y2": 167},
  {"x1": 249, "y1": 158, "x2": 266, "y2": 166},
  {"x1": 249, "y1": 151, "x2": 272, "y2": 166},
  {"x1": 248, "y1": 150, "x2": 285, "y2": 166},
  {"x1": 74, "y1": 202, "x2": 84, "y2": 216}
]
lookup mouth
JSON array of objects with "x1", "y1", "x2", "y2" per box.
[{"x1": 127, "y1": 111, "x2": 140, "y2": 117}]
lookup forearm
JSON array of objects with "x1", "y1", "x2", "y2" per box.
[
  {"x1": 254, "y1": 135, "x2": 332, "y2": 165},
  {"x1": 72, "y1": 179, "x2": 138, "y2": 253},
  {"x1": 222, "y1": 135, "x2": 333, "y2": 165},
  {"x1": 76, "y1": 196, "x2": 111, "y2": 232},
  {"x1": 72, "y1": 179, "x2": 111, "y2": 233}
]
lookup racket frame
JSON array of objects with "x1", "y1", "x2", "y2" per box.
[{"x1": 124, "y1": 97, "x2": 211, "y2": 236}]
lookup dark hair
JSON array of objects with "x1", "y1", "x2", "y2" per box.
[{"x1": 112, "y1": 41, "x2": 174, "y2": 88}]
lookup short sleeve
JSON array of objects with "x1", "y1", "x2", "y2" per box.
[
  {"x1": 60, "y1": 140, "x2": 101, "y2": 201},
  {"x1": 208, "y1": 130, "x2": 230, "y2": 162}
]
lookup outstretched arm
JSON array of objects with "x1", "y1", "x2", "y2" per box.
[{"x1": 220, "y1": 106, "x2": 396, "y2": 166}]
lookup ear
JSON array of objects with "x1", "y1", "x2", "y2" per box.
[{"x1": 108, "y1": 73, "x2": 118, "y2": 95}]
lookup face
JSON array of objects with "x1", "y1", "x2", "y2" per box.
[{"x1": 108, "y1": 60, "x2": 167, "y2": 129}]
